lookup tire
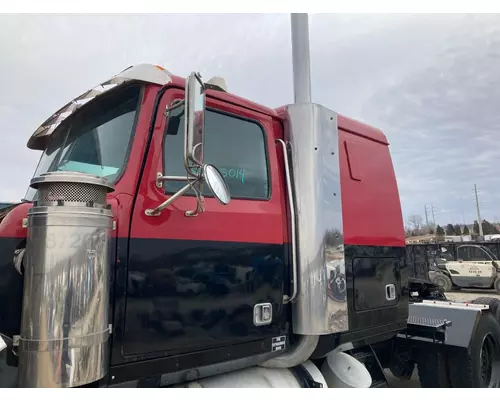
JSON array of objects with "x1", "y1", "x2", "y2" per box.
[
  {"x1": 471, "y1": 297, "x2": 500, "y2": 323},
  {"x1": 389, "y1": 345, "x2": 415, "y2": 380},
  {"x1": 417, "y1": 349, "x2": 451, "y2": 387},
  {"x1": 431, "y1": 273, "x2": 453, "y2": 292},
  {"x1": 447, "y1": 313, "x2": 500, "y2": 388},
  {"x1": 494, "y1": 277, "x2": 500, "y2": 295}
]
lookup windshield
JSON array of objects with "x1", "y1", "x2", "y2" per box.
[{"x1": 24, "y1": 84, "x2": 141, "y2": 202}]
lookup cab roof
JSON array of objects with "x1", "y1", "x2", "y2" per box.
[
  {"x1": 274, "y1": 105, "x2": 388, "y2": 145},
  {"x1": 28, "y1": 63, "x2": 388, "y2": 150}
]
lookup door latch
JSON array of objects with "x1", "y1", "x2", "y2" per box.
[
  {"x1": 385, "y1": 284, "x2": 396, "y2": 301},
  {"x1": 254, "y1": 303, "x2": 273, "y2": 326}
]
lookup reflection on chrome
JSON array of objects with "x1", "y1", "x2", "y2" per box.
[{"x1": 18, "y1": 172, "x2": 114, "y2": 388}]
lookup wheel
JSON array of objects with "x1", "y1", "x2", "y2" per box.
[
  {"x1": 447, "y1": 313, "x2": 500, "y2": 387},
  {"x1": 417, "y1": 349, "x2": 450, "y2": 387},
  {"x1": 431, "y1": 273, "x2": 452, "y2": 292},
  {"x1": 471, "y1": 297, "x2": 500, "y2": 323},
  {"x1": 389, "y1": 345, "x2": 415, "y2": 380},
  {"x1": 494, "y1": 277, "x2": 500, "y2": 295}
]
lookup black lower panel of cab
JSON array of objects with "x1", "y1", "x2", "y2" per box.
[
  {"x1": 353, "y1": 257, "x2": 401, "y2": 311},
  {"x1": 313, "y1": 245, "x2": 408, "y2": 358},
  {"x1": 346, "y1": 245, "x2": 408, "y2": 331},
  {"x1": 109, "y1": 336, "x2": 286, "y2": 385},
  {"x1": 0, "y1": 237, "x2": 24, "y2": 339},
  {"x1": 108, "y1": 237, "x2": 290, "y2": 385},
  {"x1": 119, "y1": 239, "x2": 287, "y2": 357}
]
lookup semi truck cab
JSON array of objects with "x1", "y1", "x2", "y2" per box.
[{"x1": 0, "y1": 63, "x2": 408, "y2": 387}]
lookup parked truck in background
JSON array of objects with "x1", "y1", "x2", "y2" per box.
[
  {"x1": 0, "y1": 14, "x2": 500, "y2": 389},
  {"x1": 429, "y1": 244, "x2": 500, "y2": 293}
]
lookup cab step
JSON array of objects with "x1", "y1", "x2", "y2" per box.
[{"x1": 349, "y1": 345, "x2": 388, "y2": 388}]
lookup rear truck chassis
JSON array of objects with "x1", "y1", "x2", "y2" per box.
[{"x1": 378, "y1": 297, "x2": 500, "y2": 388}]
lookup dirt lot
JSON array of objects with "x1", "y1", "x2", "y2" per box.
[{"x1": 445, "y1": 288, "x2": 500, "y2": 302}]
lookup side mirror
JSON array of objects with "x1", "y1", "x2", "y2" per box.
[
  {"x1": 185, "y1": 72, "x2": 206, "y2": 169},
  {"x1": 203, "y1": 164, "x2": 230, "y2": 205},
  {"x1": 146, "y1": 71, "x2": 231, "y2": 217}
]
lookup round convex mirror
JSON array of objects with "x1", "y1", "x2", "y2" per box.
[{"x1": 203, "y1": 164, "x2": 231, "y2": 205}]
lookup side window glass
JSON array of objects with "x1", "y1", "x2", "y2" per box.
[
  {"x1": 163, "y1": 106, "x2": 270, "y2": 200},
  {"x1": 471, "y1": 247, "x2": 487, "y2": 261},
  {"x1": 458, "y1": 247, "x2": 470, "y2": 261}
]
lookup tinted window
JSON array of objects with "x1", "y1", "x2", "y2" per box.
[
  {"x1": 457, "y1": 247, "x2": 470, "y2": 261},
  {"x1": 163, "y1": 106, "x2": 269, "y2": 200},
  {"x1": 469, "y1": 246, "x2": 490, "y2": 261},
  {"x1": 480, "y1": 245, "x2": 498, "y2": 260}
]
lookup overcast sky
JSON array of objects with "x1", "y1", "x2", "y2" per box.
[{"x1": 1, "y1": 13, "x2": 499, "y2": 226}]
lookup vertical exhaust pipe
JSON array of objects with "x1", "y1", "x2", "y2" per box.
[
  {"x1": 290, "y1": 13, "x2": 312, "y2": 104},
  {"x1": 260, "y1": 13, "x2": 320, "y2": 369}
]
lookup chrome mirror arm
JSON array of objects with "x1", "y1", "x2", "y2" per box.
[
  {"x1": 164, "y1": 99, "x2": 185, "y2": 117},
  {"x1": 145, "y1": 180, "x2": 198, "y2": 217},
  {"x1": 185, "y1": 186, "x2": 205, "y2": 217},
  {"x1": 155, "y1": 173, "x2": 197, "y2": 189},
  {"x1": 191, "y1": 142, "x2": 203, "y2": 166}
]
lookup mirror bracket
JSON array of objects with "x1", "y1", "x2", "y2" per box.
[
  {"x1": 185, "y1": 188, "x2": 205, "y2": 217},
  {"x1": 155, "y1": 172, "x2": 163, "y2": 188},
  {"x1": 149, "y1": 173, "x2": 205, "y2": 218},
  {"x1": 164, "y1": 98, "x2": 185, "y2": 117},
  {"x1": 145, "y1": 180, "x2": 198, "y2": 217},
  {"x1": 156, "y1": 173, "x2": 196, "y2": 189}
]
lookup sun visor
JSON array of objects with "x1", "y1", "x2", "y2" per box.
[{"x1": 27, "y1": 64, "x2": 172, "y2": 150}]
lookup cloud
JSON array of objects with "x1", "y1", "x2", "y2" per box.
[
  {"x1": 0, "y1": 13, "x2": 499, "y2": 226},
  {"x1": 359, "y1": 14, "x2": 500, "y2": 224}
]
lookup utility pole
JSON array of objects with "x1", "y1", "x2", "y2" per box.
[
  {"x1": 460, "y1": 197, "x2": 466, "y2": 226},
  {"x1": 424, "y1": 205, "x2": 429, "y2": 227},
  {"x1": 431, "y1": 204, "x2": 437, "y2": 229},
  {"x1": 474, "y1": 184, "x2": 483, "y2": 238}
]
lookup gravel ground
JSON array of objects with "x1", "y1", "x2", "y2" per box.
[
  {"x1": 387, "y1": 370, "x2": 421, "y2": 388},
  {"x1": 445, "y1": 288, "x2": 500, "y2": 302}
]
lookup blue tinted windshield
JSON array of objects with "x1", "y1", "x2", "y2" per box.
[{"x1": 24, "y1": 84, "x2": 141, "y2": 201}]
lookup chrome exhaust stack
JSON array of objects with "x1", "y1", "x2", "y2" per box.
[
  {"x1": 261, "y1": 14, "x2": 348, "y2": 370},
  {"x1": 18, "y1": 171, "x2": 114, "y2": 388}
]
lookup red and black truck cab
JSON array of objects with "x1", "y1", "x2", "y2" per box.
[{"x1": 0, "y1": 66, "x2": 407, "y2": 386}]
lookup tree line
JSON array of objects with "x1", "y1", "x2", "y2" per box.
[{"x1": 405, "y1": 214, "x2": 499, "y2": 237}]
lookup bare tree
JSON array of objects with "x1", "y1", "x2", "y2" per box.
[{"x1": 407, "y1": 214, "x2": 424, "y2": 234}]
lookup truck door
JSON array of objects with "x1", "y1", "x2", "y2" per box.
[{"x1": 121, "y1": 87, "x2": 288, "y2": 358}]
